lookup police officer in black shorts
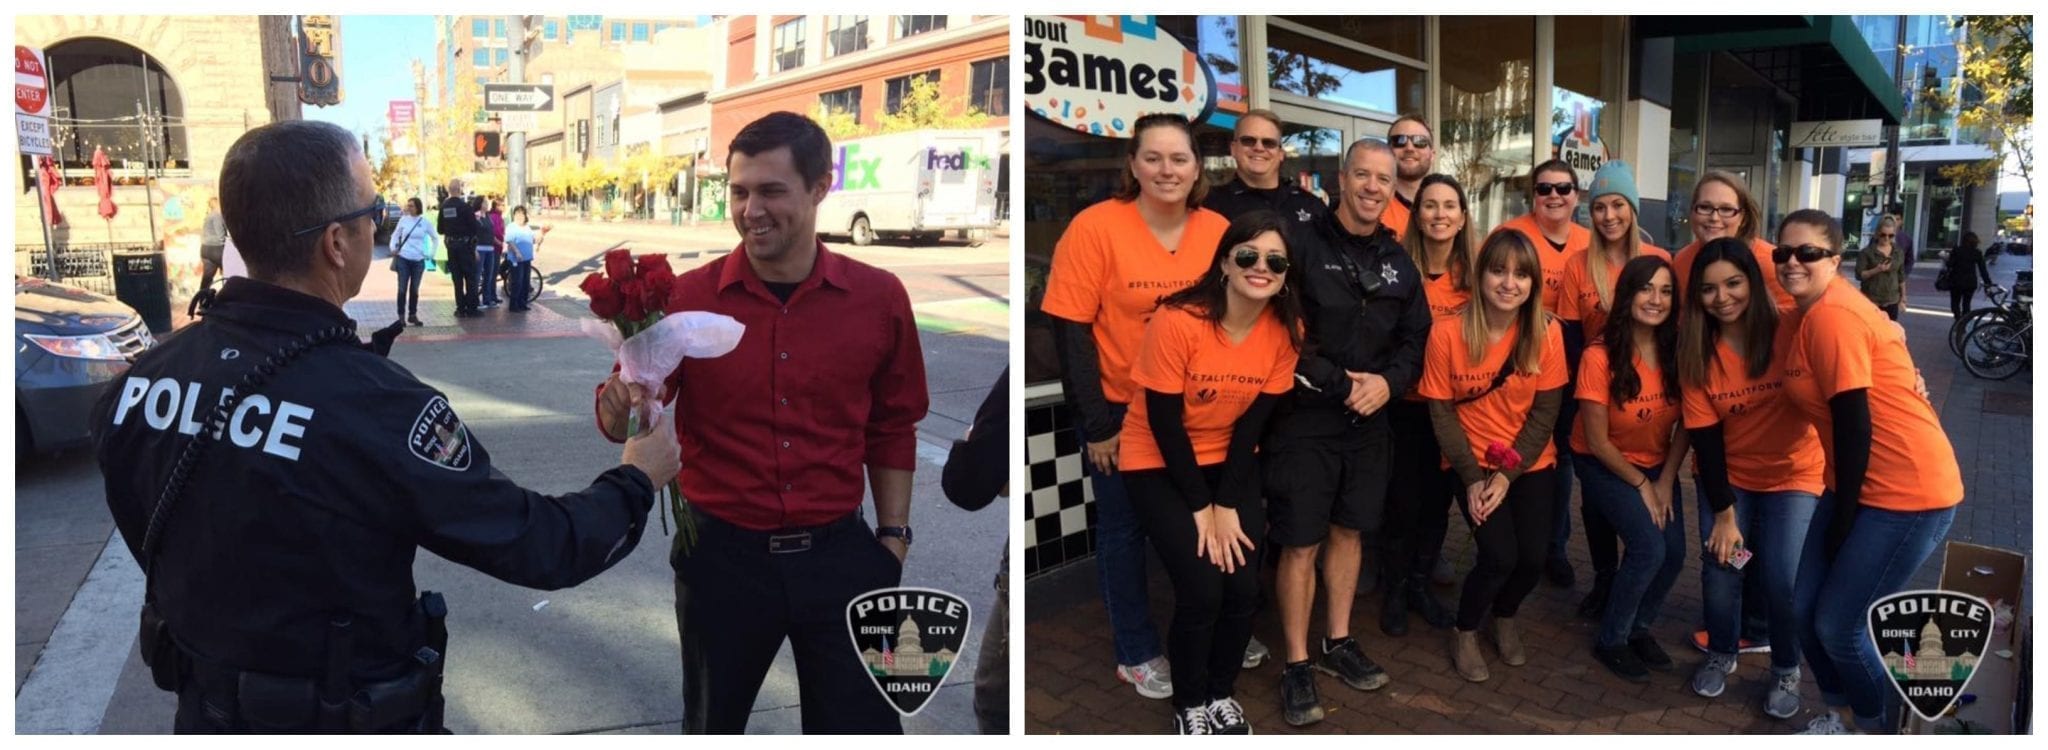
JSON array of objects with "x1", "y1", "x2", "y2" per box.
[{"x1": 93, "y1": 120, "x2": 682, "y2": 733}]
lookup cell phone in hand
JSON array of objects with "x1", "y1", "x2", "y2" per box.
[{"x1": 1728, "y1": 546, "x2": 1753, "y2": 570}]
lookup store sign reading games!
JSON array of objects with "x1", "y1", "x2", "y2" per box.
[{"x1": 1024, "y1": 16, "x2": 1214, "y2": 138}]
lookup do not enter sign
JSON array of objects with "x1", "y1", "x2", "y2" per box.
[{"x1": 16, "y1": 46, "x2": 50, "y2": 117}]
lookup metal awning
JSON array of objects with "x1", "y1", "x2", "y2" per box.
[{"x1": 1647, "y1": 15, "x2": 1906, "y2": 124}]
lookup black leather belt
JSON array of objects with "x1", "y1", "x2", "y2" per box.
[{"x1": 699, "y1": 510, "x2": 865, "y2": 554}]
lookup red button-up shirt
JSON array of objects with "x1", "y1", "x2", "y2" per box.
[{"x1": 598, "y1": 242, "x2": 930, "y2": 530}]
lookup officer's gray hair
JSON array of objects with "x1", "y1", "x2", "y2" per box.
[
  {"x1": 1343, "y1": 137, "x2": 1394, "y2": 169},
  {"x1": 219, "y1": 120, "x2": 366, "y2": 281}
]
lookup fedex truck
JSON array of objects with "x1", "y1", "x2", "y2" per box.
[{"x1": 816, "y1": 128, "x2": 1004, "y2": 246}]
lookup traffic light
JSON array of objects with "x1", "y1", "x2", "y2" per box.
[{"x1": 474, "y1": 131, "x2": 501, "y2": 158}]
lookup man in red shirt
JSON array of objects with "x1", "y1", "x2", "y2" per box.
[{"x1": 594, "y1": 112, "x2": 930, "y2": 733}]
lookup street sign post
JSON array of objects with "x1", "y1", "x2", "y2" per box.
[
  {"x1": 17, "y1": 44, "x2": 57, "y2": 279},
  {"x1": 483, "y1": 83, "x2": 554, "y2": 112}
]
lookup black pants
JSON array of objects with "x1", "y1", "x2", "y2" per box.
[
  {"x1": 446, "y1": 241, "x2": 478, "y2": 312},
  {"x1": 1127, "y1": 466, "x2": 1264, "y2": 711},
  {"x1": 1582, "y1": 483, "x2": 1619, "y2": 580},
  {"x1": 1454, "y1": 469, "x2": 1557, "y2": 631},
  {"x1": 974, "y1": 551, "x2": 1009, "y2": 734},
  {"x1": 172, "y1": 673, "x2": 445, "y2": 734},
  {"x1": 1383, "y1": 400, "x2": 1456, "y2": 586},
  {"x1": 1879, "y1": 303, "x2": 1901, "y2": 321},
  {"x1": 1950, "y1": 286, "x2": 1977, "y2": 317},
  {"x1": 673, "y1": 510, "x2": 903, "y2": 734}
]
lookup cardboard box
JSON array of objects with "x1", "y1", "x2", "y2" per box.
[{"x1": 1906, "y1": 542, "x2": 2029, "y2": 733}]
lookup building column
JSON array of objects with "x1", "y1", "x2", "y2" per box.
[
  {"x1": 1624, "y1": 31, "x2": 1675, "y2": 246},
  {"x1": 1966, "y1": 181, "x2": 1999, "y2": 241}
]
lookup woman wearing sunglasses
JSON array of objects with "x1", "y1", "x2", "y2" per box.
[
  {"x1": 1673, "y1": 171, "x2": 1796, "y2": 310},
  {"x1": 1416, "y1": 230, "x2": 1568, "y2": 683},
  {"x1": 1573, "y1": 256, "x2": 1689, "y2": 684},
  {"x1": 1853, "y1": 216, "x2": 1907, "y2": 320},
  {"x1": 1120, "y1": 210, "x2": 1303, "y2": 734},
  {"x1": 1041, "y1": 113, "x2": 1231, "y2": 700},
  {"x1": 1771, "y1": 210, "x2": 1964, "y2": 734},
  {"x1": 1554, "y1": 162, "x2": 1669, "y2": 619},
  {"x1": 1675, "y1": 239, "x2": 1826, "y2": 712}
]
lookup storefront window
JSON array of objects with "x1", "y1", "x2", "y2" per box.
[
  {"x1": 1438, "y1": 15, "x2": 1534, "y2": 233},
  {"x1": 1276, "y1": 16, "x2": 1424, "y2": 61},
  {"x1": 1664, "y1": 52, "x2": 1706, "y2": 245},
  {"x1": 1900, "y1": 15, "x2": 1962, "y2": 144},
  {"x1": 1281, "y1": 122, "x2": 1344, "y2": 205},
  {"x1": 1552, "y1": 16, "x2": 1627, "y2": 224},
  {"x1": 1267, "y1": 24, "x2": 1424, "y2": 116}
]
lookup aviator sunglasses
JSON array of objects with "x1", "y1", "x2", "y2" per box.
[
  {"x1": 1772, "y1": 244, "x2": 1838, "y2": 264},
  {"x1": 1232, "y1": 246, "x2": 1291, "y2": 274},
  {"x1": 1235, "y1": 135, "x2": 1281, "y2": 150},
  {"x1": 1389, "y1": 134, "x2": 1432, "y2": 149}
]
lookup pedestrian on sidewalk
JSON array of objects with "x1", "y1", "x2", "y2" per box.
[
  {"x1": 1041, "y1": 114, "x2": 1228, "y2": 702},
  {"x1": 1675, "y1": 238, "x2": 1825, "y2": 714},
  {"x1": 1940, "y1": 231, "x2": 1993, "y2": 317},
  {"x1": 199, "y1": 197, "x2": 227, "y2": 290},
  {"x1": 1855, "y1": 216, "x2": 1907, "y2": 320},
  {"x1": 479, "y1": 198, "x2": 505, "y2": 309},
  {"x1": 1772, "y1": 210, "x2": 1964, "y2": 734},
  {"x1": 436, "y1": 180, "x2": 480, "y2": 316},
  {"x1": 502, "y1": 205, "x2": 546, "y2": 312},
  {"x1": 941, "y1": 366, "x2": 1010, "y2": 734},
  {"x1": 1120, "y1": 211, "x2": 1300, "y2": 735},
  {"x1": 391, "y1": 197, "x2": 432, "y2": 326},
  {"x1": 1417, "y1": 229, "x2": 1566, "y2": 685},
  {"x1": 1570, "y1": 255, "x2": 1689, "y2": 685}
]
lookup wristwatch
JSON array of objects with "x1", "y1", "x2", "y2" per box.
[{"x1": 875, "y1": 526, "x2": 913, "y2": 545}]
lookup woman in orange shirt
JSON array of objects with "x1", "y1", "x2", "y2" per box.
[
  {"x1": 1121, "y1": 210, "x2": 1302, "y2": 734},
  {"x1": 1571, "y1": 256, "x2": 1689, "y2": 684},
  {"x1": 1040, "y1": 113, "x2": 1234, "y2": 697},
  {"x1": 1674, "y1": 238, "x2": 1828, "y2": 714},
  {"x1": 1772, "y1": 210, "x2": 1964, "y2": 734},
  {"x1": 1671, "y1": 171, "x2": 1796, "y2": 310},
  {"x1": 1378, "y1": 173, "x2": 1476, "y2": 636},
  {"x1": 1555, "y1": 162, "x2": 1670, "y2": 621},
  {"x1": 1416, "y1": 230, "x2": 1568, "y2": 683}
]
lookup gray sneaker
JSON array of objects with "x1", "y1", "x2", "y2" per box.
[
  {"x1": 1764, "y1": 666, "x2": 1802, "y2": 719},
  {"x1": 1797, "y1": 712, "x2": 1855, "y2": 734},
  {"x1": 1243, "y1": 636, "x2": 1270, "y2": 669},
  {"x1": 1690, "y1": 652, "x2": 1738, "y2": 698},
  {"x1": 1116, "y1": 656, "x2": 1173, "y2": 700}
]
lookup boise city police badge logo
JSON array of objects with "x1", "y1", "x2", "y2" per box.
[
  {"x1": 1867, "y1": 589, "x2": 1994, "y2": 720},
  {"x1": 846, "y1": 587, "x2": 971, "y2": 716},
  {"x1": 408, "y1": 396, "x2": 472, "y2": 471}
]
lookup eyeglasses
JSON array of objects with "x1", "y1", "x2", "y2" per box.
[
  {"x1": 1232, "y1": 247, "x2": 1291, "y2": 274},
  {"x1": 1234, "y1": 135, "x2": 1281, "y2": 151},
  {"x1": 1876, "y1": 232, "x2": 1896, "y2": 239},
  {"x1": 1772, "y1": 244, "x2": 1838, "y2": 265},
  {"x1": 292, "y1": 195, "x2": 387, "y2": 238},
  {"x1": 1692, "y1": 203, "x2": 1742, "y2": 219},
  {"x1": 1534, "y1": 181, "x2": 1576, "y2": 197},
  {"x1": 1389, "y1": 134, "x2": 1432, "y2": 149}
]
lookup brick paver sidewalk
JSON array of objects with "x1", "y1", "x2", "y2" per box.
[{"x1": 1024, "y1": 258, "x2": 2033, "y2": 734}]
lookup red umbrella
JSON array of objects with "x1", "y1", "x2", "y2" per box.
[
  {"x1": 93, "y1": 146, "x2": 118, "y2": 221},
  {"x1": 36, "y1": 156, "x2": 64, "y2": 226}
]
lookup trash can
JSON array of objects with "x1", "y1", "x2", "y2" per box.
[{"x1": 112, "y1": 248, "x2": 172, "y2": 333}]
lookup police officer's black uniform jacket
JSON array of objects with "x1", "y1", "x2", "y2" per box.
[
  {"x1": 1202, "y1": 177, "x2": 1330, "y2": 230},
  {"x1": 93, "y1": 278, "x2": 656, "y2": 682},
  {"x1": 437, "y1": 196, "x2": 477, "y2": 247},
  {"x1": 1271, "y1": 210, "x2": 1432, "y2": 445}
]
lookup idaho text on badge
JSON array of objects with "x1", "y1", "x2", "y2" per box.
[
  {"x1": 1866, "y1": 589, "x2": 1994, "y2": 721},
  {"x1": 845, "y1": 587, "x2": 971, "y2": 716}
]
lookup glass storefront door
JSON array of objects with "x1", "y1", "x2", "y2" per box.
[{"x1": 1273, "y1": 104, "x2": 1392, "y2": 202}]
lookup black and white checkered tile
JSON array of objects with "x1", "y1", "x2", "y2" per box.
[{"x1": 1024, "y1": 395, "x2": 1093, "y2": 579}]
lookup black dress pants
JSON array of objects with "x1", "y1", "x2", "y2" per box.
[
  {"x1": 1454, "y1": 469, "x2": 1557, "y2": 631},
  {"x1": 445, "y1": 241, "x2": 478, "y2": 312},
  {"x1": 1384, "y1": 400, "x2": 1457, "y2": 586}
]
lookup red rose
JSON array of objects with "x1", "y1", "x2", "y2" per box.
[
  {"x1": 603, "y1": 248, "x2": 635, "y2": 282},
  {"x1": 641, "y1": 274, "x2": 669, "y2": 312},
  {"x1": 635, "y1": 253, "x2": 674, "y2": 284},
  {"x1": 620, "y1": 278, "x2": 647, "y2": 322},
  {"x1": 581, "y1": 273, "x2": 622, "y2": 318}
]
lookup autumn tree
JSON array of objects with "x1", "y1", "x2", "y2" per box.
[
  {"x1": 371, "y1": 131, "x2": 414, "y2": 198},
  {"x1": 423, "y1": 64, "x2": 486, "y2": 189},
  {"x1": 1938, "y1": 16, "x2": 2032, "y2": 198}
]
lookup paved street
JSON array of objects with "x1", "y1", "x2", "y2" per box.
[
  {"x1": 14, "y1": 227, "x2": 1011, "y2": 734},
  {"x1": 1023, "y1": 256, "x2": 2033, "y2": 734}
]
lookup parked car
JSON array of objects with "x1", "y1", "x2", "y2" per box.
[
  {"x1": 376, "y1": 196, "x2": 404, "y2": 245},
  {"x1": 15, "y1": 274, "x2": 156, "y2": 459}
]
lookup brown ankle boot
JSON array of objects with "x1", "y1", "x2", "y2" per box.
[
  {"x1": 1493, "y1": 617, "x2": 1527, "y2": 666},
  {"x1": 1451, "y1": 629, "x2": 1490, "y2": 682}
]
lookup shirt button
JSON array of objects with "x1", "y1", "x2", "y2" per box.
[
  {"x1": 779, "y1": 397, "x2": 788, "y2": 405},
  {"x1": 781, "y1": 440, "x2": 791, "y2": 448},
  {"x1": 784, "y1": 483, "x2": 793, "y2": 491},
  {"x1": 779, "y1": 352, "x2": 789, "y2": 360}
]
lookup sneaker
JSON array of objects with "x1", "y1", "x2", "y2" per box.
[
  {"x1": 1764, "y1": 667, "x2": 1802, "y2": 719},
  {"x1": 1206, "y1": 697, "x2": 1252, "y2": 735},
  {"x1": 1242, "y1": 637, "x2": 1270, "y2": 669},
  {"x1": 1431, "y1": 555, "x2": 1456, "y2": 586},
  {"x1": 1315, "y1": 637, "x2": 1390, "y2": 691},
  {"x1": 1629, "y1": 634, "x2": 1674, "y2": 672},
  {"x1": 1546, "y1": 557, "x2": 1575, "y2": 588},
  {"x1": 1173, "y1": 704, "x2": 1212, "y2": 735},
  {"x1": 1690, "y1": 652, "x2": 1738, "y2": 698},
  {"x1": 1279, "y1": 662, "x2": 1325, "y2": 727},
  {"x1": 1595, "y1": 643, "x2": 1650, "y2": 683},
  {"x1": 407, "y1": 315, "x2": 424, "y2": 327},
  {"x1": 1690, "y1": 629, "x2": 1769, "y2": 654},
  {"x1": 1116, "y1": 656, "x2": 1173, "y2": 700},
  {"x1": 1797, "y1": 712, "x2": 1855, "y2": 735}
]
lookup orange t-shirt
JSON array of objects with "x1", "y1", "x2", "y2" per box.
[
  {"x1": 1555, "y1": 244, "x2": 1671, "y2": 340},
  {"x1": 1678, "y1": 319, "x2": 1826, "y2": 495},
  {"x1": 1382, "y1": 196, "x2": 1412, "y2": 243},
  {"x1": 1040, "y1": 200, "x2": 1231, "y2": 404},
  {"x1": 1416, "y1": 316, "x2": 1570, "y2": 472},
  {"x1": 1570, "y1": 342, "x2": 1682, "y2": 468},
  {"x1": 1401, "y1": 268, "x2": 1471, "y2": 403},
  {"x1": 1673, "y1": 237, "x2": 1797, "y2": 311},
  {"x1": 1779, "y1": 279, "x2": 1963, "y2": 511},
  {"x1": 1494, "y1": 213, "x2": 1590, "y2": 314},
  {"x1": 1120, "y1": 306, "x2": 1299, "y2": 472}
]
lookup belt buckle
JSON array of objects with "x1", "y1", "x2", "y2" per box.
[{"x1": 768, "y1": 532, "x2": 813, "y2": 554}]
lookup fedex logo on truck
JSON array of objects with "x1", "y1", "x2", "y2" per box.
[
  {"x1": 925, "y1": 147, "x2": 992, "y2": 172},
  {"x1": 831, "y1": 144, "x2": 993, "y2": 193}
]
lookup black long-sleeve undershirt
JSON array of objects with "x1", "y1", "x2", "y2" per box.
[
  {"x1": 1427, "y1": 387, "x2": 1563, "y2": 487},
  {"x1": 1688, "y1": 423, "x2": 1741, "y2": 514},
  {"x1": 1824, "y1": 389, "x2": 1874, "y2": 560},
  {"x1": 1145, "y1": 389, "x2": 1282, "y2": 512},
  {"x1": 1052, "y1": 317, "x2": 1122, "y2": 441}
]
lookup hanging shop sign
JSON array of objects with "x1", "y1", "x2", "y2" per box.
[{"x1": 1022, "y1": 15, "x2": 1215, "y2": 139}]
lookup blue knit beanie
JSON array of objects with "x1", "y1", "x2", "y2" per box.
[{"x1": 1589, "y1": 161, "x2": 1639, "y2": 215}]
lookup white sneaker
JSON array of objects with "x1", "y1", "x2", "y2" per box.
[
  {"x1": 1173, "y1": 704, "x2": 1212, "y2": 735},
  {"x1": 1243, "y1": 637, "x2": 1270, "y2": 669},
  {"x1": 1117, "y1": 656, "x2": 1173, "y2": 699},
  {"x1": 1206, "y1": 696, "x2": 1252, "y2": 734},
  {"x1": 1797, "y1": 712, "x2": 1856, "y2": 735}
]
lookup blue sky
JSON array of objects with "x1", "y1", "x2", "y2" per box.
[{"x1": 303, "y1": 15, "x2": 436, "y2": 161}]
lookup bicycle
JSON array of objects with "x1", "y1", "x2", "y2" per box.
[
  {"x1": 498, "y1": 257, "x2": 544, "y2": 307},
  {"x1": 1948, "y1": 281, "x2": 2030, "y2": 359},
  {"x1": 1961, "y1": 317, "x2": 2031, "y2": 380}
]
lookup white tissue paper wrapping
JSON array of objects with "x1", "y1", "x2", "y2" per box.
[{"x1": 583, "y1": 312, "x2": 747, "y2": 427}]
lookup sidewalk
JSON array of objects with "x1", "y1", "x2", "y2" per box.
[{"x1": 1024, "y1": 257, "x2": 2033, "y2": 734}]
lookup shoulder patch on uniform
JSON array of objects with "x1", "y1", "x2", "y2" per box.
[{"x1": 408, "y1": 396, "x2": 473, "y2": 471}]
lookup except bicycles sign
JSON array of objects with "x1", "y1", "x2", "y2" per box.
[{"x1": 15, "y1": 45, "x2": 52, "y2": 156}]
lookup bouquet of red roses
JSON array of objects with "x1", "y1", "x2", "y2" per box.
[{"x1": 580, "y1": 248, "x2": 745, "y2": 553}]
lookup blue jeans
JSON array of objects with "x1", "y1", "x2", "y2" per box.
[
  {"x1": 1082, "y1": 402, "x2": 1163, "y2": 666},
  {"x1": 1794, "y1": 496, "x2": 1956, "y2": 732},
  {"x1": 393, "y1": 258, "x2": 424, "y2": 317},
  {"x1": 1575, "y1": 456, "x2": 1686, "y2": 648},
  {"x1": 1697, "y1": 486, "x2": 1819, "y2": 670},
  {"x1": 476, "y1": 249, "x2": 500, "y2": 305},
  {"x1": 508, "y1": 259, "x2": 532, "y2": 309}
]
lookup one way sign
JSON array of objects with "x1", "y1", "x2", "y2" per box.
[{"x1": 484, "y1": 83, "x2": 554, "y2": 112}]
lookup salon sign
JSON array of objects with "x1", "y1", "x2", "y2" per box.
[
  {"x1": 1790, "y1": 119, "x2": 1884, "y2": 148},
  {"x1": 1023, "y1": 15, "x2": 1215, "y2": 138}
]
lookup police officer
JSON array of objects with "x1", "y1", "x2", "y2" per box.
[
  {"x1": 94, "y1": 120, "x2": 682, "y2": 733},
  {"x1": 438, "y1": 178, "x2": 481, "y2": 317},
  {"x1": 1203, "y1": 108, "x2": 1327, "y2": 232}
]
